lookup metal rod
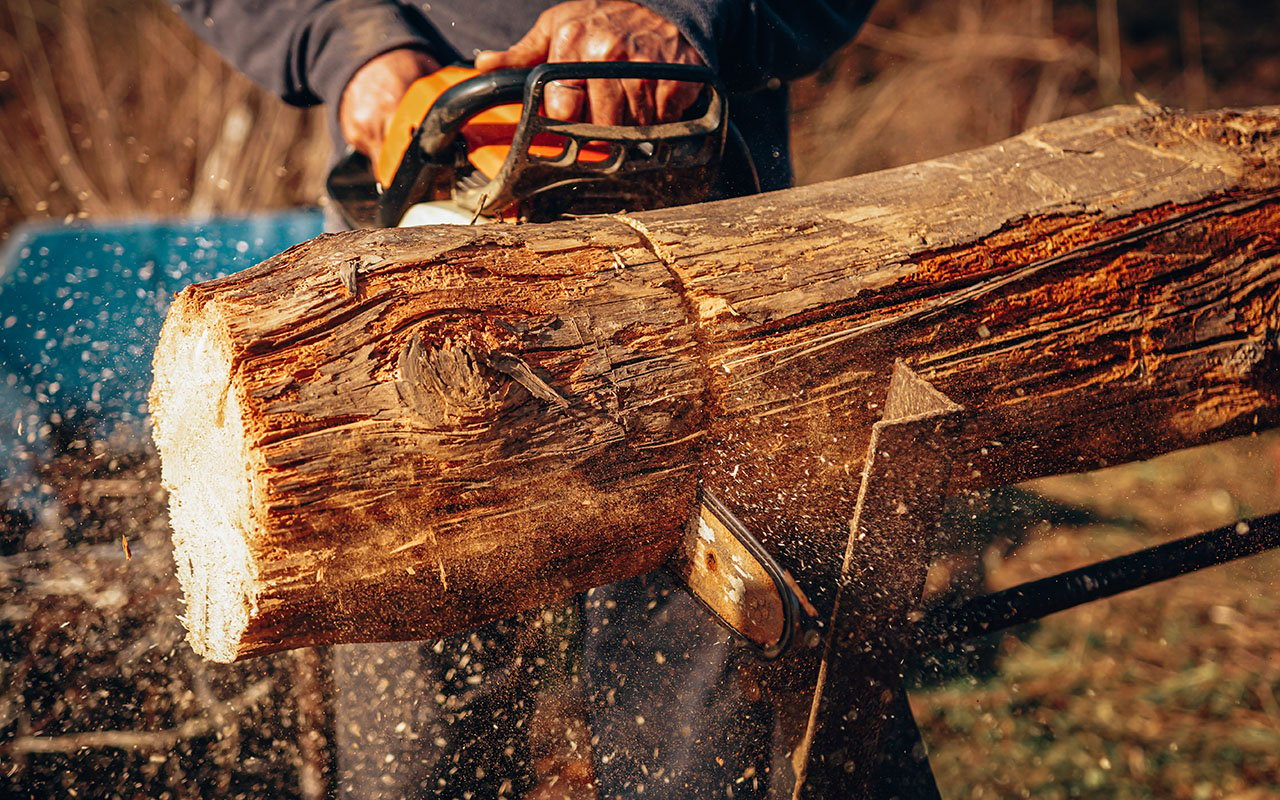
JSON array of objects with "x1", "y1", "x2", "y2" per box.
[{"x1": 912, "y1": 510, "x2": 1280, "y2": 653}]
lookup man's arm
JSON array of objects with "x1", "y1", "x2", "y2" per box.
[
  {"x1": 175, "y1": 0, "x2": 875, "y2": 157},
  {"x1": 172, "y1": 0, "x2": 441, "y2": 107},
  {"x1": 173, "y1": 0, "x2": 449, "y2": 156}
]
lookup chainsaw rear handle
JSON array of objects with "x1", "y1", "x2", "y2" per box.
[{"x1": 416, "y1": 61, "x2": 723, "y2": 158}]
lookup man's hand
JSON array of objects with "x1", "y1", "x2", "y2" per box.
[
  {"x1": 474, "y1": 0, "x2": 705, "y2": 126},
  {"x1": 339, "y1": 49, "x2": 440, "y2": 159}
]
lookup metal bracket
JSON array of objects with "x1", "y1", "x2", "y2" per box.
[
  {"x1": 668, "y1": 360, "x2": 965, "y2": 797},
  {"x1": 791, "y1": 361, "x2": 964, "y2": 799}
]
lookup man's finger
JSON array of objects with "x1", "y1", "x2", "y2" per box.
[
  {"x1": 474, "y1": 20, "x2": 553, "y2": 71},
  {"x1": 586, "y1": 77, "x2": 626, "y2": 126},
  {"x1": 620, "y1": 77, "x2": 657, "y2": 125},
  {"x1": 542, "y1": 18, "x2": 594, "y2": 121},
  {"x1": 473, "y1": 49, "x2": 514, "y2": 71},
  {"x1": 656, "y1": 79, "x2": 702, "y2": 122},
  {"x1": 545, "y1": 79, "x2": 586, "y2": 121}
]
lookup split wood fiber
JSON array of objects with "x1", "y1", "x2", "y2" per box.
[{"x1": 150, "y1": 105, "x2": 1280, "y2": 661}]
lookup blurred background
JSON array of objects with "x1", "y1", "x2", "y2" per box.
[
  {"x1": 1, "y1": 0, "x2": 1279, "y2": 797},
  {"x1": 3, "y1": 0, "x2": 1279, "y2": 236}
]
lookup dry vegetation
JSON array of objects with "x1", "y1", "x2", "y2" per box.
[
  {"x1": 0, "y1": 0, "x2": 329, "y2": 236},
  {"x1": 2, "y1": 0, "x2": 1280, "y2": 798},
  {"x1": 916, "y1": 434, "x2": 1280, "y2": 798},
  {"x1": 793, "y1": 0, "x2": 1280, "y2": 180}
]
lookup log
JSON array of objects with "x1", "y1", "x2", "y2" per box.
[{"x1": 150, "y1": 104, "x2": 1280, "y2": 662}]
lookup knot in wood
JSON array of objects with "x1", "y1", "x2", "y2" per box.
[{"x1": 396, "y1": 336, "x2": 525, "y2": 427}]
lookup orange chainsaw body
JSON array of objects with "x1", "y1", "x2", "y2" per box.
[{"x1": 375, "y1": 66, "x2": 606, "y2": 191}]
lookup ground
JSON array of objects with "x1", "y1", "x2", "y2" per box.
[{"x1": 915, "y1": 433, "x2": 1280, "y2": 798}]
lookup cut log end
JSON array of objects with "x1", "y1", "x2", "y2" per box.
[{"x1": 150, "y1": 300, "x2": 255, "y2": 663}]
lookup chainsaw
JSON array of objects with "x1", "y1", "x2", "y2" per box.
[
  {"x1": 326, "y1": 60, "x2": 807, "y2": 657},
  {"x1": 326, "y1": 61, "x2": 736, "y2": 228}
]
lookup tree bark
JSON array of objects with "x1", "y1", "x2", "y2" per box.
[{"x1": 150, "y1": 104, "x2": 1280, "y2": 661}]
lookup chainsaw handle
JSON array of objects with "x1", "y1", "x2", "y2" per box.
[
  {"x1": 523, "y1": 60, "x2": 717, "y2": 85},
  {"x1": 417, "y1": 62, "x2": 721, "y2": 157},
  {"x1": 416, "y1": 68, "x2": 530, "y2": 156},
  {"x1": 365, "y1": 62, "x2": 727, "y2": 227},
  {"x1": 519, "y1": 60, "x2": 721, "y2": 133},
  {"x1": 453, "y1": 61, "x2": 726, "y2": 218}
]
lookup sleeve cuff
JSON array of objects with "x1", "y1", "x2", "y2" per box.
[{"x1": 627, "y1": 0, "x2": 742, "y2": 73}]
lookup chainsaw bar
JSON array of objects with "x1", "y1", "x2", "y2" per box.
[
  {"x1": 912, "y1": 509, "x2": 1280, "y2": 654},
  {"x1": 669, "y1": 488, "x2": 811, "y2": 660}
]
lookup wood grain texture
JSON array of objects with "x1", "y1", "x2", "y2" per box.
[
  {"x1": 151, "y1": 104, "x2": 1280, "y2": 661},
  {"x1": 631, "y1": 103, "x2": 1280, "y2": 617},
  {"x1": 152, "y1": 223, "x2": 707, "y2": 660}
]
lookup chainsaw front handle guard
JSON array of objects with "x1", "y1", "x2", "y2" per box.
[{"x1": 456, "y1": 62, "x2": 727, "y2": 219}]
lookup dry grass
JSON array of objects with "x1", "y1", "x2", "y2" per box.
[
  {"x1": 0, "y1": 0, "x2": 329, "y2": 235},
  {"x1": 914, "y1": 434, "x2": 1280, "y2": 798},
  {"x1": 790, "y1": 0, "x2": 1280, "y2": 182}
]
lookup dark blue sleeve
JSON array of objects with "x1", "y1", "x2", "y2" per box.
[
  {"x1": 632, "y1": 0, "x2": 875, "y2": 93},
  {"x1": 173, "y1": 0, "x2": 873, "y2": 107},
  {"x1": 171, "y1": 0, "x2": 450, "y2": 108}
]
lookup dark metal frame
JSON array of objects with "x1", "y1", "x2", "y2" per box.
[{"x1": 747, "y1": 363, "x2": 1280, "y2": 798}]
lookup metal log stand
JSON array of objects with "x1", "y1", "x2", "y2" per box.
[{"x1": 695, "y1": 362, "x2": 1280, "y2": 798}]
